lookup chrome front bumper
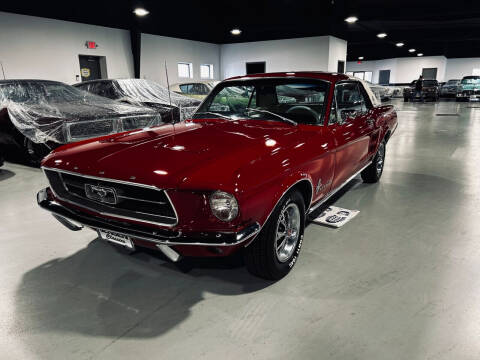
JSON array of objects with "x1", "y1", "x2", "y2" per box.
[{"x1": 37, "y1": 187, "x2": 261, "y2": 249}]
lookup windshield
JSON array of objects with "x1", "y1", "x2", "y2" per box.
[
  {"x1": 194, "y1": 79, "x2": 329, "y2": 125},
  {"x1": 447, "y1": 80, "x2": 459, "y2": 85},
  {"x1": 0, "y1": 81, "x2": 93, "y2": 103},
  {"x1": 461, "y1": 77, "x2": 480, "y2": 84}
]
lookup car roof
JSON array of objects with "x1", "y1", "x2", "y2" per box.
[
  {"x1": 0, "y1": 79, "x2": 65, "y2": 85},
  {"x1": 224, "y1": 71, "x2": 350, "y2": 83}
]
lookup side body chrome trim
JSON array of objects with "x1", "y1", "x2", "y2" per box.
[
  {"x1": 307, "y1": 161, "x2": 372, "y2": 214},
  {"x1": 43, "y1": 167, "x2": 179, "y2": 228}
]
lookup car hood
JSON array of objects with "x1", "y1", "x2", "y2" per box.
[{"x1": 44, "y1": 118, "x2": 316, "y2": 191}]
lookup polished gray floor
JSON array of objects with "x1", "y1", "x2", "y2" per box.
[{"x1": 1, "y1": 99, "x2": 480, "y2": 359}]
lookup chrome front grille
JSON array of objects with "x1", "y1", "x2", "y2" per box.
[{"x1": 43, "y1": 168, "x2": 178, "y2": 227}]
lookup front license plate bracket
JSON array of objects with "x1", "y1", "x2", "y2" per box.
[{"x1": 98, "y1": 230, "x2": 135, "y2": 249}]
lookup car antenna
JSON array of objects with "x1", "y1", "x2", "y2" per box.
[
  {"x1": 164, "y1": 60, "x2": 175, "y2": 124},
  {"x1": 0, "y1": 61, "x2": 6, "y2": 80}
]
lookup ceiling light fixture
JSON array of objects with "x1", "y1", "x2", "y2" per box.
[
  {"x1": 377, "y1": 33, "x2": 387, "y2": 38},
  {"x1": 344, "y1": 16, "x2": 358, "y2": 23},
  {"x1": 133, "y1": 8, "x2": 149, "y2": 16},
  {"x1": 358, "y1": 56, "x2": 364, "y2": 60},
  {"x1": 396, "y1": 42, "x2": 404, "y2": 47},
  {"x1": 409, "y1": 48, "x2": 416, "y2": 53},
  {"x1": 417, "y1": 53, "x2": 423, "y2": 57},
  {"x1": 230, "y1": 28, "x2": 242, "y2": 35}
]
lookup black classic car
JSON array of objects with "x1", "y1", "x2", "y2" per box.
[
  {"x1": 403, "y1": 79, "x2": 440, "y2": 102},
  {"x1": 74, "y1": 79, "x2": 201, "y2": 123},
  {"x1": 0, "y1": 80, "x2": 162, "y2": 165}
]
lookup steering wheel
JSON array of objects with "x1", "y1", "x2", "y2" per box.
[{"x1": 286, "y1": 105, "x2": 319, "y2": 122}]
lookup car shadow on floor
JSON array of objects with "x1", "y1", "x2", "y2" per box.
[
  {"x1": 0, "y1": 168, "x2": 15, "y2": 181},
  {"x1": 14, "y1": 238, "x2": 271, "y2": 341}
]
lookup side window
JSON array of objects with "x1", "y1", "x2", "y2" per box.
[
  {"x1": 334, "y1": 82, "x2": 367, "y2": 124},
  {"x1": 179, "y1": 84, "x2": 192, "y2": 94}
]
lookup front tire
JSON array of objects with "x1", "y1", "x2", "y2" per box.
[
  {"x1": 361, "y1": 140, "x2": 386, "y2": 183},
  {"x1": 403, "y1": 97, "x2": 409, "y2": 102},
  {"x1": 244, "y1": 190, "x2": 305, "y2": 280}
]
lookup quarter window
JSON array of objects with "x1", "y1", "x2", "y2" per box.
[{"x1": 334, "y1": 82, "x2": 368, "y2": 124}]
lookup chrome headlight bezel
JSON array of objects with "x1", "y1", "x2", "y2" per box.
[{"x1": 209, "y1": 191, "x2": 239, "y2": 222}]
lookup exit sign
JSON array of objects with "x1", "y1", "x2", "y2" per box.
[{"x1": 85, "y1": 41, "x2": 98, "y2": 49}]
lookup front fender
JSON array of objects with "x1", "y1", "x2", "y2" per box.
[{"x1": 238, "y1": 171, "x2": 313, "y2": 228}]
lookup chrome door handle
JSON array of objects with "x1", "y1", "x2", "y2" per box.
[{"x1": 366, "y1": 119, "x2": 375, "y2": 126}]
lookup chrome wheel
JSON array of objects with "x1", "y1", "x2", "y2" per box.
[
  {"x1": 275, "y1": 203, "x2": 301, "y2": 263},
  {"x1": 376, "y1": 143, "x2": 385, "y2": 176}
]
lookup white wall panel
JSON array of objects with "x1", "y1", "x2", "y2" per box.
[
  {"x1": 444, "y1": 58, "x2": 480, "y2": 80},
  {"x1": 220, "y1": 36, "x2": 346, "y2": 79},
  {"x1": 140, "y1": 34, "x2": 220, "y2": 87},
  {"x1": 0, "y1": 11, "x2": 134, "y2": 84}
]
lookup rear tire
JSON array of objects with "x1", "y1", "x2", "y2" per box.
[
  {"x1": 244, "y1": 190, "x2": 305, "y2": 280},
  {"x1": 361, "y1": 140, "x2": 386, "y2": 183}
]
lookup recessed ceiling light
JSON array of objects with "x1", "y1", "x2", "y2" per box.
[
  {"x1": 344, "y1": 16, "x2": 358, "y2": 23},
  {"x1": 396, "y1": 42, "x2": 404, "y2": 47},
  {"x1": 417, "y1": 53, "x2": 423, "y2": 57},
  {"x1": 409, "y1": 48, "x2": 416, "y2": 53},
  {"x1": 377, "y1": 33, "x2": 387, "y2": 38},
  {"x1": 133, "y1": 8, "x2": 149, "y2": 16},
  {"x1": 358, "y1": 56, "x2": 364, "y2": 60},
  {"x1": 230, "y1": 28, "x2": 242, "y2": 35}
]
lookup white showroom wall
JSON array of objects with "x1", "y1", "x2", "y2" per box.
[
  {"x1": 140, "y1": 34, "x2": 221, "y2": 86},
  {"x1": 346, "y1": 56, "x2": 447, "y2": 84},
  {"x1": 0, "y1": 11, "x2": 134, "y2": 84},
  {"x1": 220, "y1": 36, "x2": 347, "y2": 79},
  {"x1": 444, "y1": 58, "x2": 480, "y2": 79}
]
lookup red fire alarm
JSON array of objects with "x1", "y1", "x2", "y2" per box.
[{"x1": 85, "y1": 41, "x2": 98, "y2": 49}]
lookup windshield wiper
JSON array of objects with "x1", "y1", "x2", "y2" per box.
[
  {"x1": 245, "y1": 108, "x2": 297, "y2": 126},
  {"x1": 194, "y1": 111, "x2": 232, "y2": 120}
]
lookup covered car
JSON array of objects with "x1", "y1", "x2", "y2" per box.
[
  {"x1": 0, "y1": 80, "x2": 163, "y2": 164},
  {"x1": 365, "y1": 81, "x2": 392, "y2": 101},
  {"x1": 74, "y1": 79, "x2": 201, "y2": 122}
]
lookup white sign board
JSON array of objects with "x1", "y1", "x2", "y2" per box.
[{"x1": 312, "y1": 206, "x2": 359, "y2": 228}]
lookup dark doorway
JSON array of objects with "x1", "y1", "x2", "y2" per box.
[
  {"x1": 79, "y1": 55, "x2": 102, "y2": 82},
  {"x1": 422, "y1": 68, "x2": 438, "y2": 80},
  {"x1": 246, "y1": 62, "x2": 266, "y2": 75},
  {"x1": 337, "y1": 61, "x2": 345, "y2": 74},
  {"x1": 379, "y1": 70, "x2": 391, "y2": 85}
]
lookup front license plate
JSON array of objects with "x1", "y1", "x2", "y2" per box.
[{"x1": 98, "y1": 230, "x2": 134, "y2": 249}]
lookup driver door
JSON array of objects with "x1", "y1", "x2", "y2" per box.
[{"x1": 329, "y1": 81, "x2": 373, "y2": 189}]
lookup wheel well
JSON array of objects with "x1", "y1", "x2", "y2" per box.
[{"x1": 291, "y1": 179, "x2": 313, "y2": 210}]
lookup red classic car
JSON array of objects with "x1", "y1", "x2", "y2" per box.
[{"x1": 37, "y1": 72, "x2": 397, "y2": 280}]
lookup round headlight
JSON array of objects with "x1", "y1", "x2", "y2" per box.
[{"x1": 209, "y1": 191, "x2": 239, "y2": 222}]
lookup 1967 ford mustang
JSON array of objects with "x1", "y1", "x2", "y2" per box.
[{"x1": 37, "y1": 72, "x2": 397, "y2": 280}]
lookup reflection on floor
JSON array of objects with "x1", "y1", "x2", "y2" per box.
[{"x1": 1, "y1": 99, "x2": 480, "y2": 359}]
